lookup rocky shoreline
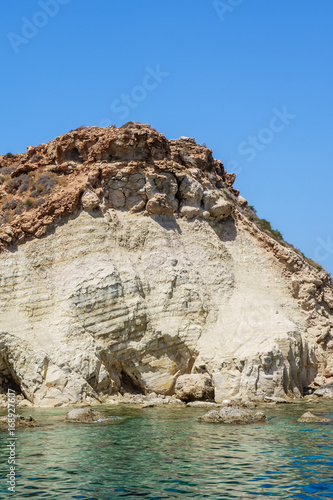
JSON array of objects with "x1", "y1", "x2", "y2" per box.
[
  {"x1": 1, "y1": 384, "x2": 332, "y2": 410},
  {"x1": 1, "y1": 400, "x2": 332, "y2": 431}
]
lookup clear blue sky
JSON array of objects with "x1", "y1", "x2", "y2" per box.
[{"x1": 1, "y1": 0, "x2": 333, "y2": 274}]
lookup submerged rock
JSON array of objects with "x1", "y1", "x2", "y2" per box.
[
  {"x1": 297, "y1": 411, "x2": 330, "y2": 423},
  {"x1": 0, "y1": 415, "x2": 40, "y2": 429},
  {"x1": 66, "y1": 408, "x2": 105, "y2": 423},
  {"x1": 199, "y1": 406, "x2": 267, "y2": 424}
]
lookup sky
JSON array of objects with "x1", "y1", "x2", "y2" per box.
[{"x1": 1, "y1": 0, "x2": 333, "y2": 274}]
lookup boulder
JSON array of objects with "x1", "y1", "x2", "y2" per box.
[
  {"x1": 146, "y1": 193, "x2": 174, "y2": 215},
  {"x1": 186, "y1": 401, "x2": 219, "y2": 408},
  {"x1": 81, "y1": 189, "x2": 99, "y2": 211},
  {"x1": 264, "y1": 396, "x2": 290, "y2": 404},
  {"x1": 238, "y1": 195, "x2": 247, "y2": 206},
  {"x1": 180, "y1": 205, "x2": 201, "y2": 219},
  {"x1": 313, "y1": 383, "x2": 333, "y2": 398},
  {"x1": 65, "y1": 408, "x2": 105, "y2": 423},
  {"x1": 178, "y1": 175, "x2": 203, "y2": 205},
  {"x1": 208, "y1": 199, "x2": 232, "y2": 219},
  {"x1": 141, "y1": 402, "x2": 155, "y2": 408},
  {"x1": 199, "y1": 406, "x2": 267, "y2": 424},
  {"x1": 0, "y1": 415, "x2": 40, "y2": 429},
  {"x1": 175, "y1": 374, "x2": 214, "y2": 402},
  {"x1": 297, "y1": 411, "x2": 330, "y2": 423}
]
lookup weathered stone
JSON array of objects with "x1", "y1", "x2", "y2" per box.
[
  {"x1": 0, "y1": 232, "x2": 12, "y2": 243},
  {"x1": 180, "y1": 205, "x2": 201, "y2": 219},
  {"x1": 81, "y1": 189, "x2": 99, "y2": 211},
  {"x1": 200, "y1": 406, "x2": 267, "y2": 424},
  {"x1": 297, "y1": 411, "x2": 330, "y2": 423},
  {"x1": 179, "y1": 175, "x2": 203, "y2": 205},
  {"x1": 324, "y1": 289, "x2": 333, "y2": 309},
  {"x1": 208, "y1": 199, "x2": 232, "y2": 219},
  {"x1": 0, "y1": 415, "x2": 40, "y2": 429},
  {"x1": 175, "y1": 374, "x2": 214, "y2": 402},
  {"x1": 264, "y1": 396, "x2": 290, "y2": 404},
  {"x1": 238, "y1": 195, "x2": 247, "y2": 206},
  {"x1": 313, "y1": 383, "x2": 333, "y2": 398},
  {"x1": 66, "y1": 408, "x2": 105, "y2": 423},
  {"x1": 187, "y1": 401, "x2": 219, "y2": 408},
  {"x1": 146, "y1": 193, "x2": 174, "y2": 215}
]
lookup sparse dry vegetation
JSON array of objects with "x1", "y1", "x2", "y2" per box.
[
  {"x1": 0, "y1": 164, "x2": 67, "y2": 225},
  {"x1": 29, "y1": 154, "x2": 43, "y2": 163},
  {"x1": 6, "y1": 174, "x2": 30, "y2": 194},
  {"x1": 0, "y1": 166, "x2": 17, "y2": 176},
  {"x1": 248, "y1": 212, "x2": 283, "y2": 241},
  {"x1": 247, "y1": 208, "x2": 324, "y2": 272},
  {"x1": 24, "y1": 197, "x2": 37, "y2": 210},
  {"x1": 31, "y1": 173, "x2": 56, "y2": 197}
]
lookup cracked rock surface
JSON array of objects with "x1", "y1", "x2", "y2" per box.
[{"x1": 0, "y1": 123, "x2": 332, "y2": 406}]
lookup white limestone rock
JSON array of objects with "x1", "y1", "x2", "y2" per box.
[
  {"x1": 175, "y1": 374, "x2": 214, "y2": 402},
  {"x1": 81, "y1": 189, "x2": 99, "y2": 211}
]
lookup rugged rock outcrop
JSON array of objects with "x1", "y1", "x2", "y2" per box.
[
  {"x1": 199, "y1": 406, "x2": 267, "y2": 424},
  {"x1": 297, "y1": 411, "x2": 330, "y2": 423},
  {"x1": 66, "y1": 408, "x2": 105, "y2": 423},
  {"x1": 313, "y1": 383, "x2": 333, "y2": 398},
  {"x1": 0, "y1": 123, "x2": 332, "y2": 406},
  {"x1": 0, "y1": 415, "x2": 40, "y2": 429}
]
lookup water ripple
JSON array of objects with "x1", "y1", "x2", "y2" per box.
[{"x1": 0, "y1": 403, "x2": 333, "y2": 498}]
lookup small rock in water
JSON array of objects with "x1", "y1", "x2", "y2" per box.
[
  {"x1": 297, "y1": 411, "x2": 330, "y2": 423},
  {"x1": 199, "y1": 406, "x2": 267, "y2": 424},
  {"x1": 242, "y1": 401, "x2": 257, "y2": 408},
  {"x1": 66, "y1": 408, "x2": 105, "y2": 423},
  {"x1": 0, "y1": 415, "x2": 40, "y2": 429},
  {"x1": 187, "y1": 401, "x2": 219, "y2": 408},
  {"x1": 264, "y1": 396, "x2": 289, "y2": 404}
]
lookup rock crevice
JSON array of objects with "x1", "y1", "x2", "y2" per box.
[{"x1": 0, "y1": 123, "x2": 332, "y2": 406}]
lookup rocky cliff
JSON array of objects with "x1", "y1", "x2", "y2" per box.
[{"x1": 0, "y1": 123, "x2": 332, "y2": 406}]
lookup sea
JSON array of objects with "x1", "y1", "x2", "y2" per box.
[{"x1": 0, "y1": 401, "x2": 333, "y2": 499}]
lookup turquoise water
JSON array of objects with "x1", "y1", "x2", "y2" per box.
[{"x1": 0, "y1": 402, "x2": 333, "y2": 499}]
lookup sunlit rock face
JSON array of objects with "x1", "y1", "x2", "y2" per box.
[{"x1": 0, "y1": 123, "x2": 332, "y2": 406}]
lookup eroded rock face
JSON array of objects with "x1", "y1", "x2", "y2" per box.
[
  {"x1": 0, "y1": 123, "x2": 332, "y2": 406},
  {"x1": 313, "y1": 383, "x2": 333, "y2": 398}
]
